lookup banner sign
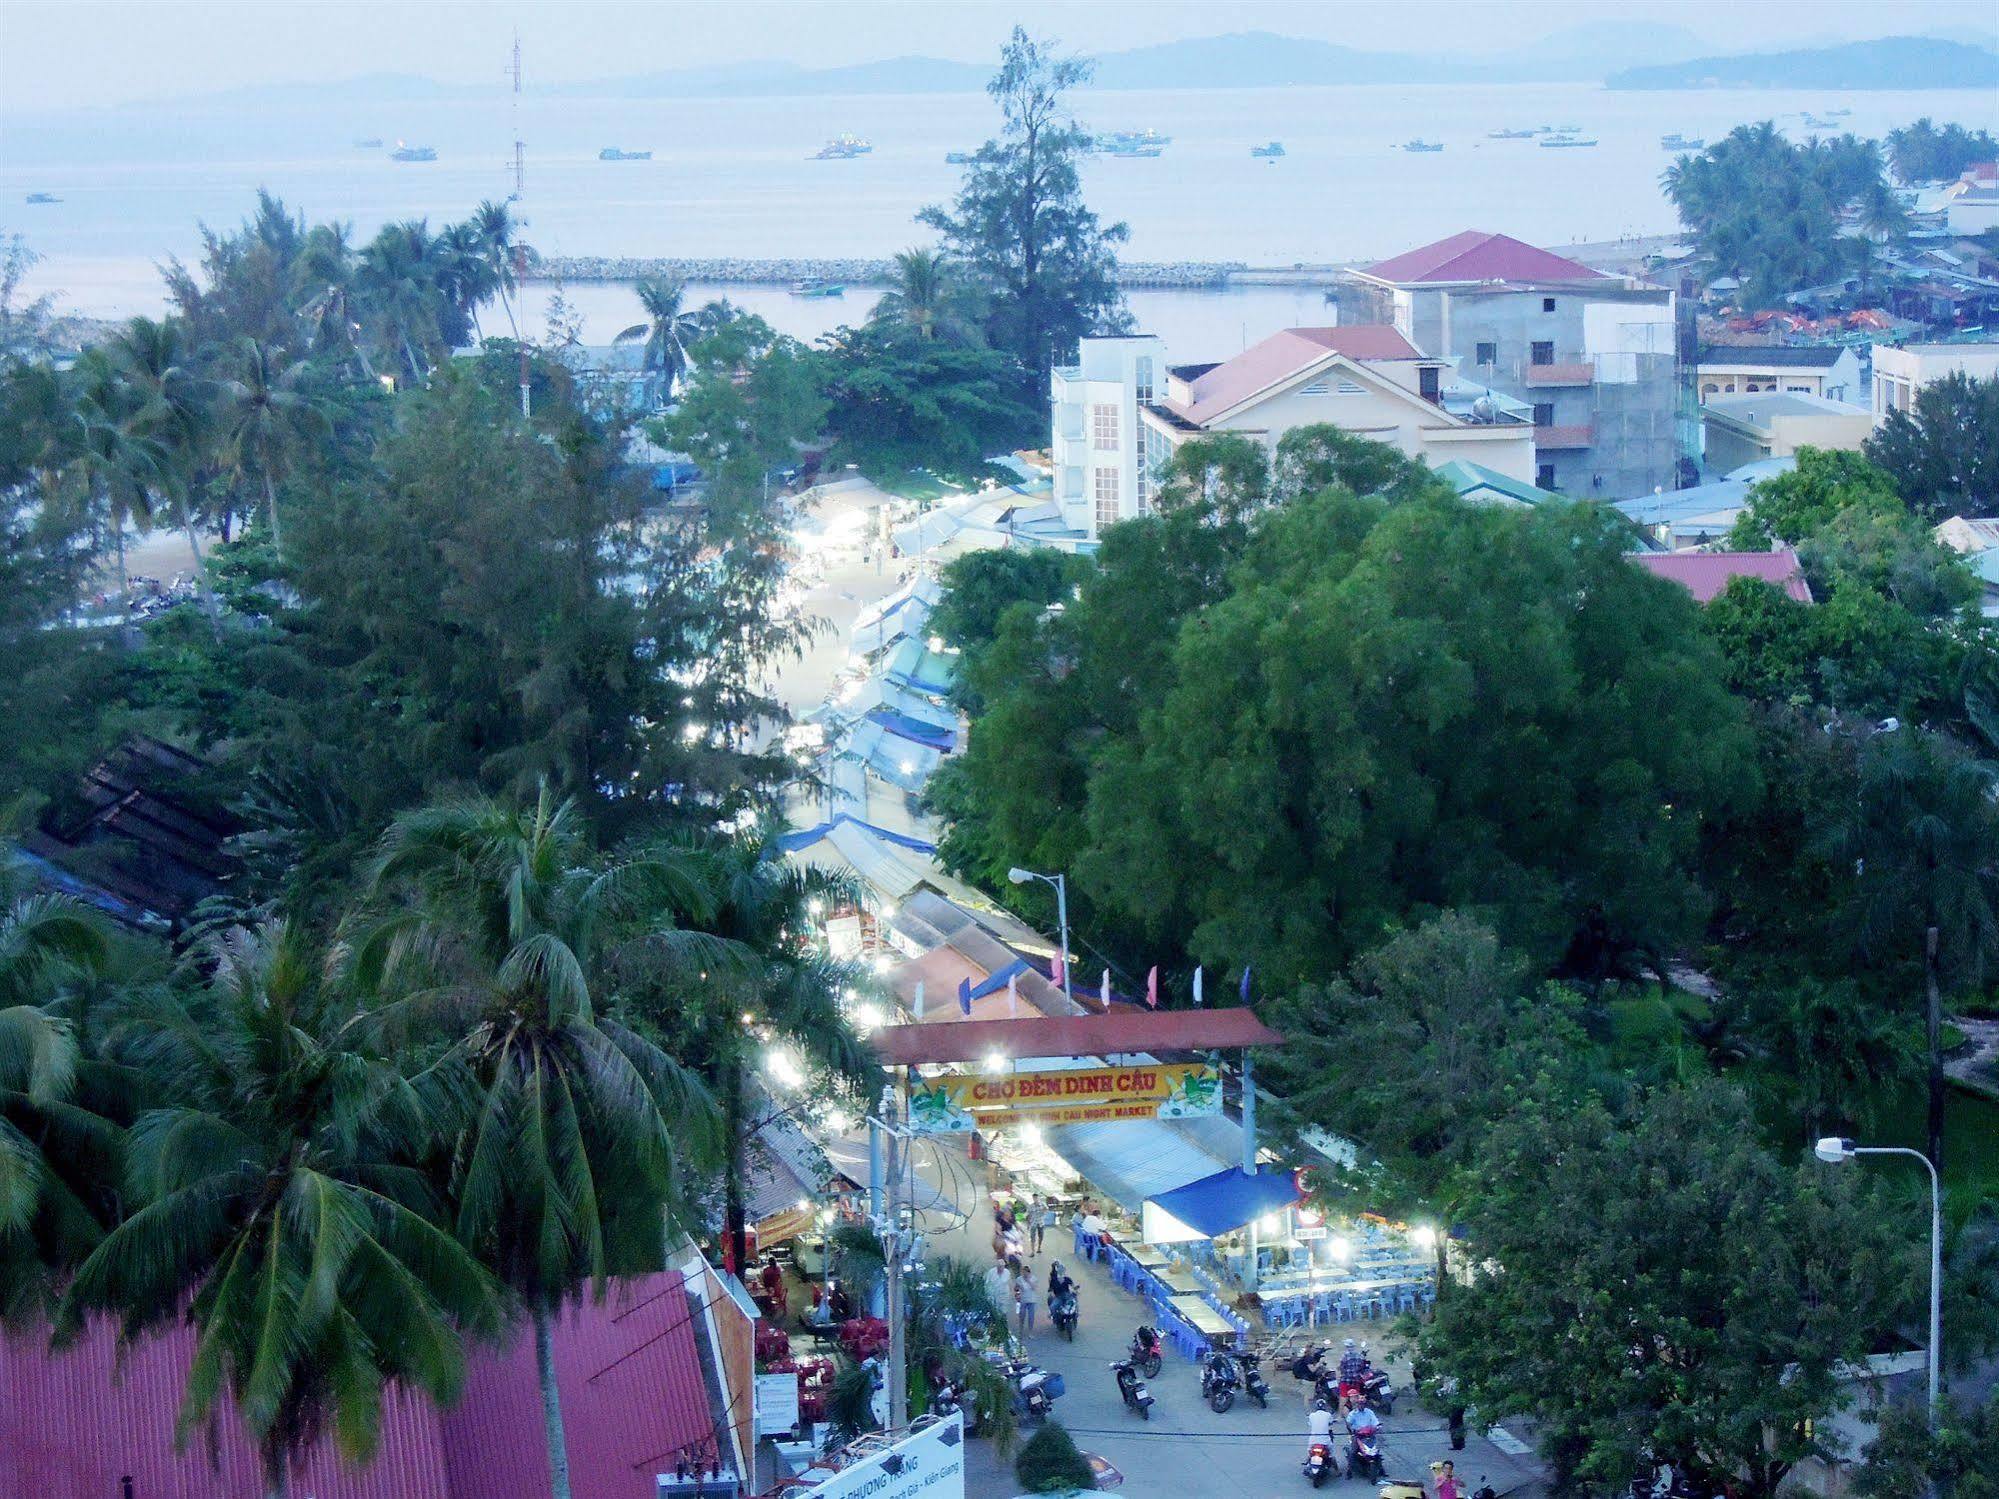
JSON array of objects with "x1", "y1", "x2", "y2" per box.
[
  {"x1": 756, "y1": 1371, "x2": 801, "y2": 1437},
  {"x1": 909, "y1": 1062, "x2": 1222, "y2": 1133},
  {"x1": 795, "y1": 1412, "x2": 965, "y2": 1499}
]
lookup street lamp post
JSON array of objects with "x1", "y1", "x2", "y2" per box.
[
  {"x1": 1007, "y1": 867, "x2": 1072, "y2": 1010},
  {"x1": 1815, "y1": 1137, "x2": 1943, "y2": 1418}
]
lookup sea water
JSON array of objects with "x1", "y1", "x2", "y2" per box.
[{"x1": 4, "y1": 80, "x2": 1993, "y2": 353}]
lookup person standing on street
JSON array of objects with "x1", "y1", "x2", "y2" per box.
[
  {"x1": 1012, "y1": 1261, "x2": 1039, "y2": 1336},
  {"x1": 985, "y1": 1256, "x2": 1014, "y2": 1320},
  {"x1": 1435, "y1": 1459, "x2": 1463, "y2": 1499},
  {"x1": 1027, "y1": 1194, "x2": 1046, "y2": 1255}
]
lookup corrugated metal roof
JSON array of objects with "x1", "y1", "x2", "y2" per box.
[
  {"x1": 3, "y1": 1274, "x2": 722, "y2": 1499},
  {"x1": 1362, "y1": 230, "x2": 1610, "y2": 286},
  {"x1": 871, "y1": 1008, "x2": 1285, "y2": 1066},
  {"x1": 1630, "y1": 548, "x2": 1814, "y2": 604}
]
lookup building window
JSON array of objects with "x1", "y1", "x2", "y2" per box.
[
  {"x1": 1475, "y1": 341, "x2": 1497, "y2": 365},
  {"x1": 1091, "y1": 404, "x2": 1119, "y2": 450},
  {"x1": 1532, "y1": 402, "x2": 1555, "y2": 427},
  {"x1": 1094, "y1": 468, "x2": 1120, "y2": 530},
  {"x1": 1541, "y1": 297, "x2": 1557, "y2": 313},
  {"x1": 1530, "y1": 341, "x2": 1555, "y2": 366},
  {"x1": 1536, "y1": 463, "x2": 1557, "y2": 489},
  {"x1": 1134, "y1": 357, "x2": 1154, "y2": 403},
  {"x1": 1786, "y1": 384, "x2": 1811, "y2": 393},
  {"x1": 1419, "y1": 365, "x2": 1441, "y2": 403},
  {"x1": 1700, "y1": 382, "x2": 1719, "y2": 397}
]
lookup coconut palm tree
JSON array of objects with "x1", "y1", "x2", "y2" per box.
[
  {"x1": 215, "y1": 337, "x2": 331, "y2": 553},
  {"x1": 613, "y1": 277, "x2": 713, "y2": 405},
  {"x1": 67, "y1": 349, "x2": 167, "y2": 602},
  {"x1": 357, "y1": 221, "x2": 442, "y2": 385},
  {"x1": 871, "y1": 248, "x2": 967, "y2": 343},
  {"x1": 0, "y1": 887, "x2": 114, "y2": 1318},
  {"x1": 353, "y1": 790, "x2": 724, "y2": 1499},
  {"x1": 294, "y1": 222, "x2": 376, "y2": 380},
  {"x1": 468, "y1": 199, "x2": 522, "y2": 343},
  {"x1": 57, "y1": 924, "x2": 500, "y2": 1498},
  {"x1": 107, "y1": 316, "x2": 222, "y2": 627}
]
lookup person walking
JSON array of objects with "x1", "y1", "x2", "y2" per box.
[
  {"x1": 1027, "y1": 1194, "x2": 1046, "y2": 1255},
  {"x1": 1037, "y1": 1197, "x2": 1058, "y2": 1256},
  {"x1": 1434, "y1": 1459, "x2": 1463, "y2": 1499},
  {"x1": 1012, "y1": 1261, "x2": 1040, "y2": 1337},
  {"x1": 985, "y1": 1256, "x2": 1014, "y2": 1321}
]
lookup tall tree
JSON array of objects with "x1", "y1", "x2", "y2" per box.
[
  {"x1": 59, "y1": 925, "x2": 501, "y2": 1498},
  {"x1": 870, "y1": 247, "x2": 969, "y2": 344},
  {"x1": 1867, "y1": 372, "x2": 1999, "y2": 525},
  {"x1": 614, "y1": 276, "x2": 716, "y2": 405},
  {"x1": 356, "y1": 791, "x2": 722, "y2": 1499},
  {"x1": 215, "y1": 336, "x2": 332, "y2": 552},
  {"x1": 920, "y1": 28, "x2": 1129, "y2": 417},
  {"x1": 1426, "y1": 1081, "x2": 1908, "y2": 1497}
]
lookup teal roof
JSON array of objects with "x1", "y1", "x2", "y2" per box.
[{"x1": 1434, "y1": 459, "x2": 1566, "y2": 507}]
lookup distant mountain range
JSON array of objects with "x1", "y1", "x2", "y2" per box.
[{"x1": 1608, "y1": 36, "x2": 1999, "y2": 91}]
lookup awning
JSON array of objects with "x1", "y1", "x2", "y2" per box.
[
  {"x1": 1043, "y1": 1117, "x2": 1236, "y2": 1215},
  {"x1": 869, "y1": 1006, "x2": 1284, "y2": 1066},
  {"x1": 1140, "y1": 1166, "x2": 1302, "y2": 1243}
]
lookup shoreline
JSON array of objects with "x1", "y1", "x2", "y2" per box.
[{"x1": 522, "y1": 235, "x2": 1683, "y2": 291}]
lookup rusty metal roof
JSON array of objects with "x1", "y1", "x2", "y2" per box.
[{"x1": 868, "y1": 1006, "x2": 1284, "y2": 1065}]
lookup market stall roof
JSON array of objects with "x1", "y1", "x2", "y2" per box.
[
  {"x1": 869, "y1": 1007, "x2": 1283, "y2": 1066},
  {"x1": 1142, "y1": 1165, "x2": 1302, "y2": 1241},
  {"x1": 1045, "y1": 1117, "x2": 1237, "y2": 1214}
]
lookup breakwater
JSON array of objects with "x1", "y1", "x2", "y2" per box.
[{"x1": 526, "y1": 255, "x2": 1254, "y2": 290}]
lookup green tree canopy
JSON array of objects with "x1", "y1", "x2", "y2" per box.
[{"x1": 1866, "y1": 371, "x2": 1999, "y2": 525}]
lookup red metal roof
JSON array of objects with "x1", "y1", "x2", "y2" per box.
[
  {"x1": 0, "y1": 1273, "x2": 720, "y2": 1499},
  {"x1": 1362, "y1": 230, "x2": 1609, "y2": 286},
  {"x1": 869, "y1": 1006, "x2": 1285, "y2": 1065},
  {"x1": 1630, "y1": 548, "x2": 1814, "y2": 605},
  {"x1": 1175, "y1": 326, "x2": 1423, "y2": 424}
]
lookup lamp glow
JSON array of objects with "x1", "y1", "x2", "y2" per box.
[{"x1": 981, "y1": 1051, "x2": 1008, "y2": 1076}]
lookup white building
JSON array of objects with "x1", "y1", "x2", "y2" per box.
[
  {"x1": 1050, "y1": 326, "x2": 1536, "y2": 541},
  {"x1": 1695, "y1": 345, "x2": 1866, "y2": 406},
  {"x1": 1872, "y1": 342, "x2": 1999, "y2": 419}
]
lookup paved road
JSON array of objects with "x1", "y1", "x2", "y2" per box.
[{"x1": 892, "y1": 1148, "x2": 1544, "y2": 1499}]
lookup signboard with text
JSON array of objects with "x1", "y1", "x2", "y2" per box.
[
  {"x1": 796, "y1": 1413, "x2": 966, "y2": 1499},
  {"x1": 756, "y1": 1371, "x2": 801, "y2": 1437},
  {"x1": 908, "y1": 1062, "x2": 1222, "y2": 1133}
]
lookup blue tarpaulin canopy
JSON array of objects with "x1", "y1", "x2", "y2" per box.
[{"x1": 1141, "y1": 1166, "x2": 1301, "y2": 1243}]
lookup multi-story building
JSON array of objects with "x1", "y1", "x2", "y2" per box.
[
  {"x1": 1871, "y1": 341, "x2": 1999, "y2": 419},
  {"x1": 1343, "y1": 230, "x2": 1679, "y2": 498},
  {"x1": 1695, "y1": 345, "x2": 1866, "y2": 406},
  {"x1": 1700, "y1": 392, "x2": 1874, "y2": 475},
  {"x1": 1050, "y1": 325, "x2": 1534, "y2": 542}
]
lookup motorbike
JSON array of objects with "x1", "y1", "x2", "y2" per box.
[
  {"x1": 988, "y1": 1350, "x2": 1063, "y2": 1422},
  {"x1": 1050, "y1": 1289, "x2": 1079, "y2": 1340},
  {"x1": 1326, "y1": 1365, "x2": 1396, "y2": 1415},
  {"x1": 1301, "y1": 1438, "x2": 1332, "y2": 1488},
  {"x1": 1200, "y1": 1348, "x2": 1241, "y2": 1414},
  {"x1": 1111, "y1": 1357, "x2": 1155, "y2": 1420},
  {"x1": 931, "y1": 1377, "x2": 981, "y2": 1436},
  {"x1": 1129, "y1": 1324, "x2": 1164, "y2": 1380},
  {"x1": 1288, "y1": 1343, "x2": 1330, "y2": 1385},
  {"x1": 1235, "y1": 1349, "x2": 1270, "y2": 1408},
  {"x1": 1344, "y1": 1427, "x2": 1386, "y2": 1482}
]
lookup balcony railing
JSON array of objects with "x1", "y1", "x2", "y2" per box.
[
  {"x1": 1523, "y1": 362, "x2": 1595, "y2": 387},
  {"x1": 1533, "y1": 424, "x2": 1593, "y2": 450}
]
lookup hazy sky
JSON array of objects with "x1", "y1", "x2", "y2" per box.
[{"x1": 2, "y1": 0, "x2": 1995, "y2": 111}]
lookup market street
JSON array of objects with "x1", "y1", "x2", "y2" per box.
[{"x1": 879, "y1": 1137, "x2": 1547, "y2": 1499}]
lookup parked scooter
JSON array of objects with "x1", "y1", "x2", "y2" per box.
[
  {"x1": 1050, "y1": 1289, "x2": 1079, "y2": 1340},
  {"x1": 1111, "y1": 1357, "x2": 1155, "y2": 1419},
  {"x1": 1235, "y1": 1348, "x2": 1271, "y2": 1408},
  {"x1": 988, "y1": 1349, "x2": 1063, "y2": 1422},
  {"x1": 1200, "y1": 1347, "x2": 1242, "y2": 1413},
  {"x1": 1128, "y1": 1324, "x2": 1164, "y2": 1379}
]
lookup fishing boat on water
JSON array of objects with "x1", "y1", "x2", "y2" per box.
[
  {"x1": 789, "y1": 278, "x2": 845, "y2": 299},
  {"x1": 354, "y1": 137, "x2": 383, "y2": 149},
  {"x1": 814, "y1": 135, "x2": 872, "y2": 160},
  {"x1": 1539, "y1": 134, "x2": 1598, "y2": 149},
  {"x1": 1098, "y1": 128, "x2": 1171, "y2": 151},
  {"x1": 944, "y1": 150, "x2": 972, "y2": 164},
  {"x1": 599, "y1": 148, "x2": 652, "y2": 161},
  {"x1": 25, "y1": 192, "x2": 61, "y2": 204},
  {"x1": 1401, "y1": 140, "x2": 1444, "y2": 153},
  {"x1": 390, "y1": 143, "x2": 437, "y2": 162},
  {"x1": 1660, "y1": 133, "x2": 1705, "y2": 151},
  {"x1": 1488, "y1": 128, "x2": 1537, "y2": 139},
  {"x1": 1251, "y1": 141, "x2": 1286, "y2": 158},
  {"x1": 1098, "y1": 142, "x2": 1163, "y2": 157}
]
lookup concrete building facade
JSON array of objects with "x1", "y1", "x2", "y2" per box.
[
  {"x1": 1344, "y1": 230, "x2": 1680, "y2": 499},
  {"x1": 1871, "y1": 341, "x2": 1999, "y2": 418},
  {"x1": 1049, "y1": 334, "x2": 1163, "y2": 537},
  {"x1": 1700, "y1": 391, "x2": 1875, "y2": 474},
  {"x1": 1696, "y1": 345, "x2": 1866, "y2": 406}
]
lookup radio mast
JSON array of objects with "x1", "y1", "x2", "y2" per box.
[{"x1": 510, "y1": 31, "x2": 530, "y2": 418}]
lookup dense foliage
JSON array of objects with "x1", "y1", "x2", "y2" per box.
[
  {"x1": 1867, "y1": 372, "x2": 1999, "y2": 525},
  {"x1": 1885, "y1": 118, "x2": 1999, "y2": 185},
  {"x1": 1664, "y1": 123, "x2": 1905, "y2": 309}
]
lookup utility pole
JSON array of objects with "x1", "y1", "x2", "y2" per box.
[{"x1": 882, "y1": 1070, "x2": 910, "y2": 1430}]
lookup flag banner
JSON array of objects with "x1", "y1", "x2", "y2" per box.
[
  {"x1": 908, "y1": 1062, "x2": 1224, "y2": 1133},
  {"x1": 1145, "y1": 966, "x2": 1158, "y2": 1009},
  {"x1": 1193, "y1": 967, "x2": 1204, "y2": 1007},
  {"x1": 1007, "y1": 969, "x2": 1020, "y2": 1016},
  {"x1": 957, "y1": 977, "x2": 972, "y2": 1016},
  {"x1": 914, "y1": 980, "x2": 925, "y2": 1018},
  {"x1": 1240, "y1": 966, "x2": 1253, "y2": 1002},
  {"x1": 1051, "y1": 952, "x2": 1065, "y2": 989},
  {"x1": 1101, "y1": 968, "x2": 1111, "y2": 1006}
]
